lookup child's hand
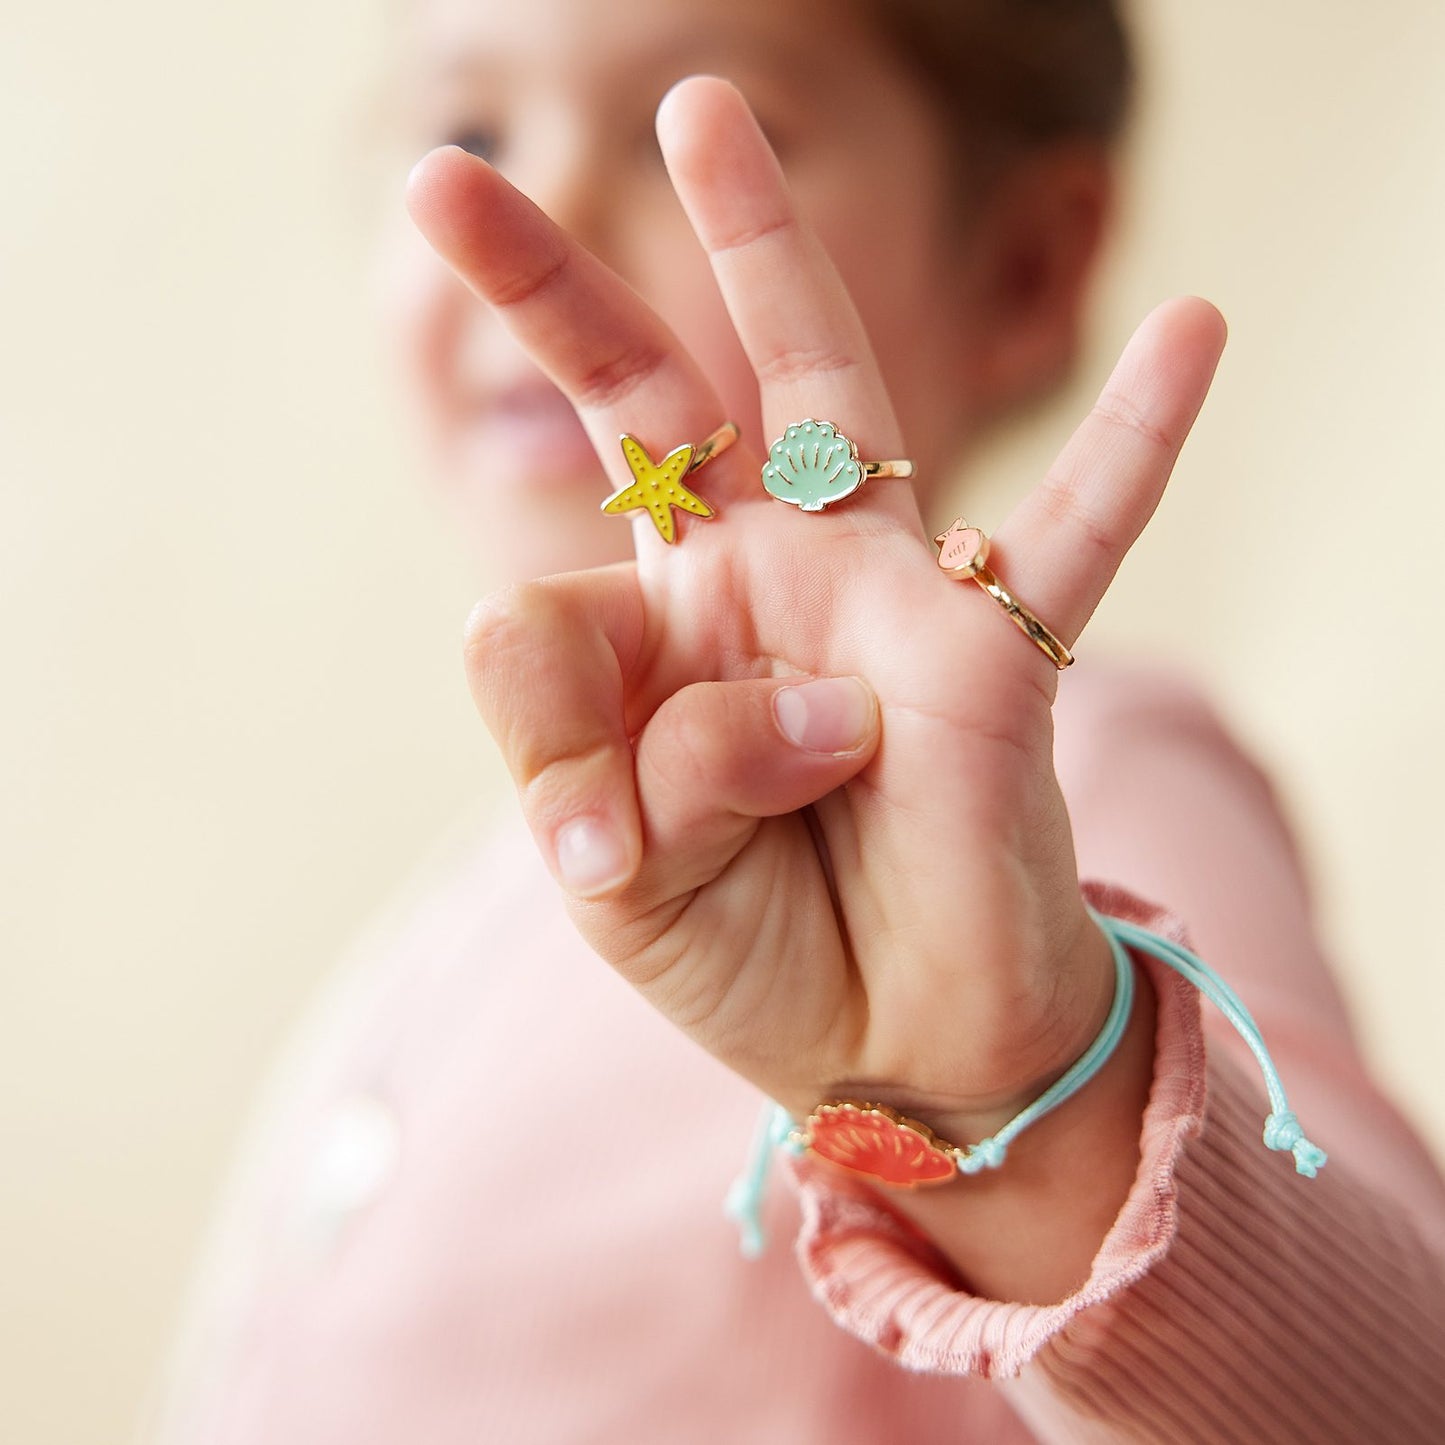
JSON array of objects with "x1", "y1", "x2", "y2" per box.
[{"x1": 405, "y1": 78, "x2": 1224, "y2": 1172}]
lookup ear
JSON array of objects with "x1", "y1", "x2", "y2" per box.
[{"x1": 958, "y1": 144, "x2": 1117, "y2": 423}]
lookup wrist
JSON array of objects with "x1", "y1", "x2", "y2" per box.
[
  {"x1": 850, "y1": 963, "x2": 1158, "y2": 1302},
  {"x1": 903, "y1": 912, "x2": 1120, "y2": 1148},
  {"x1": 793, "y1": 906, "x2": 1119, "y2": 1151},
  {"x1": 783, "y1": 912, "x2": 1132, "y2": 1208}
]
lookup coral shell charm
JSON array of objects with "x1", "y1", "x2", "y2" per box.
[
  {"x1": 761, "y1": 419, "x2": 865, "y2": 512},
  {"x1": 803, "y1": 1102, "x2": 958, "y2": 1187}
]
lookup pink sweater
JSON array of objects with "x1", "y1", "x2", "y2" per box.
[{"x1": 153, "y1": 663, "x2": 1445, "y2": 1443}]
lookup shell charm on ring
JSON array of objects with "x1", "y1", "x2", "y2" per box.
[
  {"x1": 760, "y1": 419, "x2": 914, "y2": 513},
  {"x1": 761, "y1": 419, "x2": 865, "y2": 511}
]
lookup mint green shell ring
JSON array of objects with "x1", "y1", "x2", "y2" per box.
[{"x1": 760, "y1": 419, "x2": 915, "y2": 513}]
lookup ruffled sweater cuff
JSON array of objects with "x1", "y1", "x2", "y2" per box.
[{"x1": 787, "y1": 882, "x2": 1445, "y2": 1440}]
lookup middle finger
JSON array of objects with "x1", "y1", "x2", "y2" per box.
[{"x1": 656, "y1": 76, "x2": 919, "y2": 531}]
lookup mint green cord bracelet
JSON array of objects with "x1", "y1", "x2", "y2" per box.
[
  {"x1": 726, "y1": 911, "x2": 1327, "y2": 1258},
  {"x1": 1089, "y1": 910, "x2": 1328, "y2": 1178}
]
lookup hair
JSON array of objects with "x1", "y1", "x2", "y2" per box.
[{"x1": 861, "y1": 0, "x2": 1135, "y2": 194}]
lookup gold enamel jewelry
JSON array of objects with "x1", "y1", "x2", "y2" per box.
[
  {"x1": 934, "y1": 518, "x2": 1074, "y2": 669},
  {"x1": 601, "y1": 421, "x2": 739, "y2": 544},
  {"x1": 794, "y1": 1101, "x2": 961, "y2": 1187},
  {"x1": 760, "y1": 419, "x2": 914, "y2": 512}
]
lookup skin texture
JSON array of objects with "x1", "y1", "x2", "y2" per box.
[{"x1": 392, "y1": 1, "x2": 1227, "y2": 1301}]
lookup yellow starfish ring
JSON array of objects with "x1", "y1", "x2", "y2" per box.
[{"x1": 600, "y1": 422, "x2": 739, "y2": 545}]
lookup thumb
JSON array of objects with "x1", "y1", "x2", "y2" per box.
[{"x1": 628, "y1": 674, "x2": 879, "y2": 901}]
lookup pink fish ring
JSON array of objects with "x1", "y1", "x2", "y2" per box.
[{"x1": 933, "y1": 518, "x2": 1074, "y2": 670}]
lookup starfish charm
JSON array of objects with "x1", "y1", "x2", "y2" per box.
[{"x1": 600, "y1": 434, "x2": 715, "y2": 545}]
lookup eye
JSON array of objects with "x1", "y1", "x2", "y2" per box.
[{"x1": 444, "y1": 126, "x2": 502, "y2": 164}]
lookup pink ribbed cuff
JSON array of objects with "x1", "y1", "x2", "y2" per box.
[
  {"x1": 787, "y1": 882, "x2": 1445, "y2": 1441},
  {"x1": 789, "y1": 881, "x2": 1205, "y2": 1377}
]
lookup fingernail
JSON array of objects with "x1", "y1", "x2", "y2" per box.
[
  {"x1": 773, "y1": 676, "x2": 877, "y2": 755},
  {"x1": 554, "y1": 817, "x2": 630, "y2": 897}
]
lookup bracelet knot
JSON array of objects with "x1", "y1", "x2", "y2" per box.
[
  {"x1": 1262, "y1": 1108, "x2": 1302, "y2": 1150},
  {"x1": 1263, "y1": 1110, "x2": 1328, "y2": 1178},
  {"x1": 956, "y1": 1135, "x2": 1007, "y2": 1173}
]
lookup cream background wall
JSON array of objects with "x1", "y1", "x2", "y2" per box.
[{"x1": 2, "y1": 3, "x2": 1441, "y2": 1441}]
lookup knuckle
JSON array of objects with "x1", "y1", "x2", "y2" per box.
[
  {"x1": 658, "y1": 702, "x2": 728, "y2": 783},
  {"x1": 1036, "y1": 468, "x2": 1118, "y2": 565},
  {"x1": 643, "y1": 684, "x2": 742, "y2": 792},
  {"x1": 519, "y1": 735, "x2": 622, "y2": 812},
  {"x1": 1090, "y1": 390, "x2": 1176, "y2": 455},
  {"x1": 489, "y1": 245, "x2": 569, "y2": 310},
  {"x1": 573, "y1": 343, "x2": 669, "y2": 411},
  {"x1": 462, "y1": 581, "x2": 625, "y2": 804},
  {"x1": 754, "y1": 344, "x2": 862, "y2": 390},
  {"x1": 462, "y1": 582, "x2": 550, "y2": 688},
  {"x1": 461, "y1": 585, "x2": 519, "y2": 670},
  {"x1": 708, "y1": 209, "x2": 794, "y2": 257}
]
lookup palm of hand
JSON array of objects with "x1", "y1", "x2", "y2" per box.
[{"x1": 407, "y1": 77, "x2": 1225, "y2": 1131}]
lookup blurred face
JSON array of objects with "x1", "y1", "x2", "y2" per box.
[{"x1": 375, "y1": 0, "x2": 986, "y2": 582}]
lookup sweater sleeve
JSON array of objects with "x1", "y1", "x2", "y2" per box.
[{"x1": 787, "y1": 670, "x2": 1445, "y2": 1443}]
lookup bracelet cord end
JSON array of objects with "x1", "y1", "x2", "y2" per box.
[{"x1": 1264, "y1": 1109, "x2": 1328, "y2": 1178}]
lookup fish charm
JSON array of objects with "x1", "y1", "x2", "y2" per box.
[{"x1": 934, "y1": 517, "x2": 989, "y2": 577}]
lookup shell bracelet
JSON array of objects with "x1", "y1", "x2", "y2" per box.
[{"x1": 725, "y1": 910, "x2": 1327, "y2": 1258}]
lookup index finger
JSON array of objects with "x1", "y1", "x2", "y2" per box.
[
  {"x1": 403, "y1": 144, "x2": 755, "y2": 540},
  {"x1": 463, "y1": 564, "x2": 647, "y2": 899}
]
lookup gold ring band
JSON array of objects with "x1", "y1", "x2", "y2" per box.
[
  {"x1": 687, "y1": 421, "x2": 740, "y2": 472},
  {"x1": 601, "y1": 422, "x2": 739, "y2": 545},
  {"x1": 762, "y1": 419, "x2": 914, "y2": 513},
  {"x1": 934, "y1": 518, "x2": 1074, "y2": 669},
  {"x1": 862, "y1": 459, "x2": 916, "y2": 481}
]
